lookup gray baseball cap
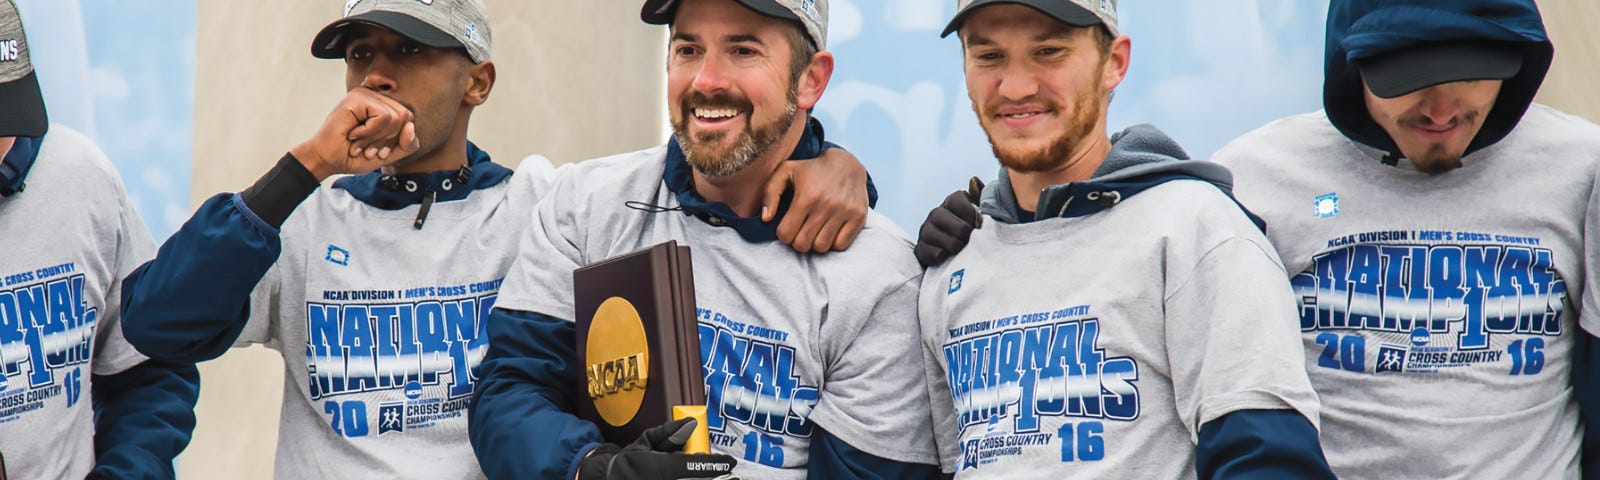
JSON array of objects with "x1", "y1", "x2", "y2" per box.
[
  {"x1": 943, "y1": 0, "x2": 1119, "y2": 38},
  {"x1": 0, "y1": 0, "x2": 45, "y2": 137},
  {"x1": 642, "y1": 0, "x2": 829, "y2": 50},
  {"x1": 312, "y1": 0, "x2": 492, "y2": 63}
]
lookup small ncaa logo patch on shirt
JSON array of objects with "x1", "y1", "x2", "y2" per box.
[
  {"x1": 948, "y1": 269, "x2": 965, "y2": 294},
  {"x1": 1313, "y1": 193, "x2": 1339, "y2": 218},
  {"x1": 1376, "y1": 344, "x2": 1407, "y2": 373},
  {"x1": 325, "y1": 245, "x2": 351, "y2": 266}
]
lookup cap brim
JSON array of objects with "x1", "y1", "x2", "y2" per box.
[
  {"x1": 942, "y1": 0, "x2": 1102, "y2": 38},
  {"x1": 311, "y1": 10, "x2": 464, "y2": 60},
  {"x1": 0, "y1": 70, "x2": 47, "y2": 138},
  {"x1": 642, "y1": 0, "x2": 799, "y2": 25},
  {"x1": 1359, "y1": 42, "x2": 1525, "y2": 99}
]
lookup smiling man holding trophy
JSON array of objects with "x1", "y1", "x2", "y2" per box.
[{"x1": 467, "y1": 1, "x2": 942, "y2": 479}]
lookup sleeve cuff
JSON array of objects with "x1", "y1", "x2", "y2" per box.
[{"x1": 238, "y1": 152, "x2": 320, "y2": 229}]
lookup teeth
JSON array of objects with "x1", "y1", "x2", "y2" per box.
[
  {"x1": 695, "y1": 108, "x2": 740, "y2": 119},
  {"x1": 1005, "y1": 112, "x2": 1039, "y2": 119}
]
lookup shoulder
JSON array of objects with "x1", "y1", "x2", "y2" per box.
[
  {"x1": 1504, "y1": 104, "x2": 1600, "y2": 158},
  {"x1": 814, "y1": 212, "x2": 921, "y2": 288},
  {"x1": 1212, "y1": 110, "x2": 1343, "y2": 169},
  {"x1": 36, "y1": 124, "x2": 125, "y2": 191}
]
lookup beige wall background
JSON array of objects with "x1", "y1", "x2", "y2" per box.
[
  {"x1": 1536, "y1": 0, "x2": 1600, "y2": 121},
  {"x1": 183, "y1": 1, "x2": 1598, "y2": 478},
  {"x1": 183, "y1": 2, "x2": 664, "y2": 478}
]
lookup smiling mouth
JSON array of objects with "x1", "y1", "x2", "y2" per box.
[{"x1": 694, "y1": 108, "x2": 743, "y2": 120}]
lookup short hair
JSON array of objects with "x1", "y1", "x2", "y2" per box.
[{"x1": 783, "y1": 21, "x2": 818, "y2": 83}]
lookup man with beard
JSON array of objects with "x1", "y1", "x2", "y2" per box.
[
  {"x1": 468, "y1": 0, "x2": 941, "y2": 479},
  {"x1": 1208, "y1": 1, "x2": 1600, "y2": 477},
  {"x1": 118, "y1": 0, "x2": 875, "y2": 478},
  {"x1": 913, "y1": 1, "x2": 1334, "y2": 478}
]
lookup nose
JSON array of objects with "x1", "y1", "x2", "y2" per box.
[
  {"x1": 690, "y1": 54, "x2": 730, "y2": 95},
  {"x1": 995, "y1": 63, "x2": 1040, "y2": 102},
  {"x1": 1415, "y1": 86, "x2": 1464, "y2": 126},
  {"x1": 359, "y1": 54, "x2": 398, "y2": 93}
]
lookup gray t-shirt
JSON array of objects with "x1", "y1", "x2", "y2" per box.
[
  {"x1": 919, "y1": 180, "x2": 1322, "y2": 478},
  {"x1": 0, "y1": 125, "x2": 154, "y2": 479},
  {"x1": 1214, "y1": 105, "x2": 1600, "y2": 479},
  {"x1": 496, "y1": 145, "x2": 939, "y2": 479},
  {"x1": 235, "y1": 156, "x2": 552, "y2": 479}
]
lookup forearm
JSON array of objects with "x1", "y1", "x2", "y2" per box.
[
  {"x1": 88, "y1": 360, "x2": 200, "y2": 480},
  {"x1": 120, "y1": 154, "x2": 316, "y2": 362},
  {"x1": 469, "y1": 308, "x2": 603, "y2": 479},
  {"x1": 807, "y1": 427, "x2": 942, "y2": 480},
  {"x1": 1194, "y1": 409, "x2": 1335, "y2": 480}
]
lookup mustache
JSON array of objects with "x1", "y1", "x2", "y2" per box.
[
  {"x1": 1400, "y1": 110, "x2": 1480, "y2": 130},
  {"x1": 981, "y1": 98, "x2": 1062, "y2": 117},
  {"x1": 680, "y1": 91, "x2": 753, "y2": 115}
]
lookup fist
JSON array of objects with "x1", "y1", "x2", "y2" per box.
[{"x1": 291, "y1": 88, "x2": 421, "y2": 180}]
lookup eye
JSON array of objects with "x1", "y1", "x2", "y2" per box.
[
  {"x1": 346, "y1": 45, "x2": 373, "y2": 61},
  {"x1": 673, "y1": 45, "x2": 700, "y2": 58},
  {"x1": 974, "y1": 51, "x2": 1003, "y2": 62},
  {"x1": 732, "y1": 46, "x2": 758, "y2": 57},
  {"x1": 1036, "y1": 47, "x2": 1064, "y2": 57},
  {"x1": 400, "y1": 43, "x2": 422, "y2": 56}
]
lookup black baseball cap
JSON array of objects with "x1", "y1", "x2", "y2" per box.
[
  {"x1": 942, "y1": 0, "x2": 1119, "y2": 38},
  {"x1": 0, "y1": 0, "x2": 46, "y2": 138},
  {"x1": 1357, "y1": 41, "x2": 1524, "y2": 99}
]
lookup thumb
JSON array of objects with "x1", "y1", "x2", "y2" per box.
[
  {"x1": 395, "y1": 122, "x2": 421, "y2": 156},
  {"x1": 760, "y1": 164, "x2": 794, "y2": 222}
]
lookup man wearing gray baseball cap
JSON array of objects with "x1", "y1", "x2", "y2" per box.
[
  {"x1": 121, "y1": 0, "x2": 509, "y2": 478},
  {"x1": 0, "y1": 1, "x2": 200, "y2": 478},
  {"x1": 470, "y1": 0, "x2": 941, "y2": 479},
  {"x1": 912, "y1": 1, "x2": 1337, "y2": 478}
]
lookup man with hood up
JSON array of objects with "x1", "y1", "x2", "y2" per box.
[
  {"x1": 1208, "y1": 0, "x2": 1600, "y2": 478},
  {"x1": 915, "y1": 0, "x2": 1336, "y2": 478}
]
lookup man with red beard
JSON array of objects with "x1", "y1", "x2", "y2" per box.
[
  {"x1": 911, "y1": 1, "x2": 1336, "y2": 478},
  {"x1": 469, "y1": 0, "x2": 941, "y2": 479}
]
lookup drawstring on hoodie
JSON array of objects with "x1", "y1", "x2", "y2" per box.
[
  {"x1": 625, "y1": 201, "x2": 682, "y2": 214},
  {"x1": 1380, "y1": 152, "x2": 1402, "y2": 166}
]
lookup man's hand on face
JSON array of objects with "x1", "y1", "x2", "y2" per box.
[
  {"x1": 761, "y1": 147, "x2": 870, "y2": 254},
  {"x1": 290, "y1": 88, "x2": 421, "y2": 181}
]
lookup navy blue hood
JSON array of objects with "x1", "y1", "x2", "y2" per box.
[
  {"x1": 1324, "y1": 0, "x2": 1552, "y2": 157},
  {"x1": 982, "y1": 124, "x2": 1262, "y2": 230}
]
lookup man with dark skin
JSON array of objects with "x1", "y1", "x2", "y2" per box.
[{"x1": 118, "y1": 1, "x2": 875, "y2": 478}]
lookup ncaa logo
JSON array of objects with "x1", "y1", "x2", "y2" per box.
[
  {"x1": 325, "y1": 245, "x2": 351, "y2": 266},
  {"x1": 404, "y1": 381, "x2": 423, "y2": 400},
  {"x1": 1313, "y1": 192, "x2": 1339, "y2": 218},
  {"x1": 1409, "y1": 327, "x2": 1430, "y2": 346},
  {"x1": 948, "y1": 269, "x2": 965, "y2": 295}
]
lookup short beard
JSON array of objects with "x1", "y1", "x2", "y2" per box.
[
  {"x1": 983, "y1": 86, "x2": 1105, "y2": 174},
  {"x1": 1397, "y1": 112, "x2": 1477, "y2": 174},
  {"x1": 672, "y1": 88, "x2": 801, "y2": 178}
]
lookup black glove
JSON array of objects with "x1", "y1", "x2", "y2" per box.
[
  {"x1": 577, "y1": 418, "x2": 737, "y2": 480},
  {"x1": 914, "y1": 177, "x2": 984, "y2": 267}
]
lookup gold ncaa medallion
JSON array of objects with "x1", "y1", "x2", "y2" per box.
[{"x1": 585, "y1": 296, "x2": 650, "y2": 426}]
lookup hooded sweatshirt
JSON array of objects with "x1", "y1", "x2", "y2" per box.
[
  {"x1": 473, "y1": 123, "x2": 940, "y2": 480},
  {"x1": 1212, "y1": 1, "x2": 1600, "y2": 478},
  {"x1": 919, "y1": 125, "x2": 1328, "y2": 478},
  {"x1": 120, "y1": 144, "x2": 548, "y2": 479},
  {"x1": 0, "y1": 125, "x2": 199, "y2": 479}
]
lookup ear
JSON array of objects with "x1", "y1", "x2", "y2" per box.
[
  {"x1": 464, "y1": 60, "x2": 496, "y2": 106},
  {"x1": 795, "y1": 51, "x2": 834, "y2": 111},
  {"x1": 1101, "y1": 35, "x2": 1131, "y2": 92}
]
